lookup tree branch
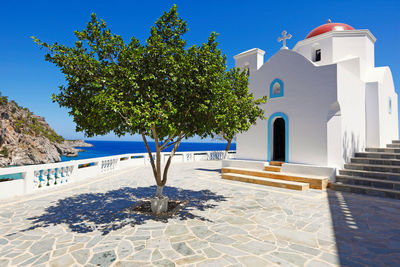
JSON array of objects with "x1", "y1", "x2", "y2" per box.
[
  {"x1": 160, "y1": 131, "x2": 177, "y2": 150},
  {"x1": 161, "y1": 133, "x2": 187, "y2": 151},
  {"x1": 141, "y1": 133, "x2": 157, "y2": 182},
  {"x1": 161, "y1": 131, "x2": 184, "y2": 185},
  {"x1": 150, "y1": 126, "x2": 162, "y2": 185}
]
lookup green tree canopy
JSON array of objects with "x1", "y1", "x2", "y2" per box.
[
  {"x1": 33, "y1": 5, "x2": 226, "y2": 192},
  {"x1": 214, "y1": 67, "x2": 267, "y2": 153}
]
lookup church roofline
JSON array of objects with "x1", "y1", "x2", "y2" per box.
[
  {"x1": 234, "y1": 48, "x2": 265, "y2": 59},
  {"x1": 293, "y1": 30, "x2": 376, "y2": 50}
]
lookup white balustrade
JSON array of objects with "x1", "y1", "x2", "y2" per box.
[{"x1": 0, "y1": 150, "x2": 235, "y2": 199}]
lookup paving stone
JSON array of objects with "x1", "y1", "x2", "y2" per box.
[
  {"x1": 203, "y1": 247, "x2": 221, "y2": 258},
  {"x1": 52, "y1": 247, "x2": 68, "y2": 258},
  {"x1": 223, "y1": 216, "x2": 254, "y2": 225},
  {"x1": 164, "y1": 224, "x2": 189, "y2": 236},
  {"x1": 117, "y1": 240, "x2": 133, "y2": 259},
  {"x1": 19, "y1": 254, "x2": 41, "y2": 266},
  {"x1": 237, "y1": 255, "x2": 272, "y2": 266},
  {"x1": 207, "y1": 234, "x2": 236, "y2": 245},
  {"x1": 174, "y1": 255, "x2": 205, "y2": 265},
  {"x1": 211, "y1": 225, "x2": 247, "y2": 235},
  {"x1": 153, "y1": 259, "x2": 176, "y2": 267},
  {"x1": 89, "y1": 250, "x2": 117, "y2": 267},
  {"x1": 320, "y1": 252, "x2": 340, "y2": 265},
  {"x1": 233, "y1": 240, "x2": 276, "y2": 255},
  {"x1": 189, "y1": 225, "x2": 213, "y2": 239},
  {"x1": 49, "y1": 254, "x2": 75, "y2": 267},
  {"x1": 272, "y1": 228, "x2": 318, "y2": 248},
  {"x1": 132, "y1": 248, "x2": 152, "y2": 261},
  {"x1": 211, "y1": 243, "x2": 249, "y2": 257},
  {"x1": 30, "y1": 238, "x2": 55, "y2": 255},
  {"x1": 151, "y1": 249, "x2": 163, "y2": 261},
  {"x1": 271, "y1": 251, "x2": 308, "y2": 266},
  {"x1": 68, "y1": 242, "x2": 84, "y2": 252},
  {"x1": 289, "y1": 244, "x2": 320, "y2": 256},
  {"x1": 0, "y1": 161, "x2": 399, "y2": 266},
  {"x1": 86, "y1": 235, "x2": 103, "y2": 248},
  {"x1": 306, "y1": 259, "x2": 333, "y2": 267},
  {"x1": 172, "y1": 242, "x2": 195, "y2": 256},
  {"x1": 32, "y1": 252, "x2": 51, "y2": 265},
  {"x1": 11, "y1": 253, "x2": 31, "y2": 265},
  {"x1": 71, "y1": 249, "x2": 90, "y2": 265},
  {"x1": 187, "y1": 239, "x2": 208, "y2": 250}
]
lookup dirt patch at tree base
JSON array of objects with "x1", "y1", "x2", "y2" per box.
[{"x1": 124, "y1": 199, "x2": 188, "y2": 217}]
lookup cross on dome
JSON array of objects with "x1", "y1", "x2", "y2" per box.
[{"x1": 278, "y1": 30, "x2": 292, "y2": 50}]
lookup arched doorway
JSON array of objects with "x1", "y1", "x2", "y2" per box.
[
  {"x1": 273, "y1": 118, "x2": 285, "y2": 161},
  {"x1": 267, "y1": 112, "x2": 289, "y2": 162}
]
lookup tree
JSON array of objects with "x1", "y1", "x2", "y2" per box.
[
  {"x1": 33, "y1": 5, "x2": 227, "y2": 212},
  {"x1": 213, "y1": 67, "x2": 267, "y2": 157}
]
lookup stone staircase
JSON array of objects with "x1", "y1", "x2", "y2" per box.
[
  {"x1": 329, "y1": 140, "x2": 400, "y2": 199},
  {"x1": 221, "y1": 161, "x2": 328, "y2": 191}
]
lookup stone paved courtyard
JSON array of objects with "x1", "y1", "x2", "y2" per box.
[{"x1": 0, "y1": 161, "x2": 399, "y2": 266}]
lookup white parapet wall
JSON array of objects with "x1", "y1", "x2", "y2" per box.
[{"x1": 0, "y1": 150, "x2": 236, "y2": 200}]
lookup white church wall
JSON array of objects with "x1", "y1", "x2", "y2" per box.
[
  {"x1": 294, "y1": 37, "x2": 333, "y2": 66},
  {"x1": 327, "y1": 102, "x2": 343, "y2": 169},
  {"x1": 377, "y1": 68, "x2": 399, "y2": 145},
  {"x1": 337, "y1": 59, "x2": 366, "y2": 164},
  {"x1": 233, "y1": 48, "x2": 265, "y2": 74},
  {"x1": 236, "y1": 49, "x2": 337, "y2": 165},
  {"x1": 333, "y1": 35, "x2": 375, "y2": 79},
  {"x1": 365, "y1": 82, "x2": 380, "y2": 147}
]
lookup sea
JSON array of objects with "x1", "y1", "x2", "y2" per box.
[
  {"x1": 0, "y1": 141, "x2": 235, "y2": 180},
  {"x1": 61, "y1": 140, "x2": 236, "y2": 161}
]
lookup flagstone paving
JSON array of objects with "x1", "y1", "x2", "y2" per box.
[{"x1": 0, "y1": 161, "x2": 399, "y2": 266}]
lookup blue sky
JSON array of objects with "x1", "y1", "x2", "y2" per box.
[{"x1": 0, "y1": 0, "x2": 399, "y2": 141}]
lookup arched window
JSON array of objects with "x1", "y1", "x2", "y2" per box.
[{"x1": 270, "y1": 79, "x2": 284, "y2": 98}]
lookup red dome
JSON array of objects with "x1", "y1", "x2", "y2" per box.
[{"x1": 306, "y1": 22, "x2": 354, "y2": 39}]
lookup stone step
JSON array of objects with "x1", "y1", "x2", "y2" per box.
[
  {"x1": 365, "y1": 147, "x2": 400, "y2": 153},
  {"x1": 351, "y1": 157, "x2": 400, "y2": 166},
  {"x1": 329, "y1": 183, "x2": 400, "y2": 200},
  {"x1": 344, "y1": 163, "x2": 400, "y2": 174},
  {"x1": 222, "y1": 167, "x2": 328, "y2": 189},
  {"x1": 221, "y1": 173, "x2": 309, "y2": 191},
  {"x1": 393, "y1": 140, "x2": 400, "y2": 144},
  {"x1": 270, "y1": 161, "x2": 284, "y2": 166},
  {"x1": 264, "y1": 166, "x2": 281, "y2": 172},
  {"x1": 339, "y1": 169, "x2": 400, "y2": 182},
  {"x1": 336, "y1": 175, "x2": 400, "y2": 190},
  {"x1": 355, "y1": 152, "x2": 400, "y2": 160},
  {"x1": 387, "y1": 144, "x2": 400, "y2": 148}
]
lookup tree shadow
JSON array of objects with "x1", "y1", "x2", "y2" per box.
[
  {"x1": 21, "y1": 186, "x2": 227, "y2": 235},
  {"x1": 327, "y1": 190, "x2": 400, "y2": 266}
]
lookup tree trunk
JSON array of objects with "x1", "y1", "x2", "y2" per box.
[
  {"x1": 224, "y1": 138, "x2": 232, "y2": 159},
  {"x1": 142, "y1": 129, "x2": 184, "y2": 214}
]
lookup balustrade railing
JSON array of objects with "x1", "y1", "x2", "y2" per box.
[{"x1": 0, "y1": 150, "x2": 235, "y2": 199}]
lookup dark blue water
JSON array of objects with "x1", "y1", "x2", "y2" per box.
[{"x1": 61, "y1": 141, "x2": 235, "y2": 161}]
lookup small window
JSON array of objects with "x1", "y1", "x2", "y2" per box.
[
  {"x1": 270, "y1": 79, "x2": 284, "y2": 98},
  {"x1": 389, "y1": 97, "x2": 392, "y2": 114},
  {"x1": 315, "y1": 49, "x2": 321, "y2": 62}
]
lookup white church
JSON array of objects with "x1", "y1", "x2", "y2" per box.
[{"x1": 233, "y1": 21, "x2": 398, "y2": 170}]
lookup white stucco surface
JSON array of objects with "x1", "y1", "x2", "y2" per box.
[{"x1": 235, "y1": 25, "x2": 398, "y2": 171}]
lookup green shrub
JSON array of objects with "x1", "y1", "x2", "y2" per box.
[{"x1": 0, "y1": 147, "x2": 8, "y2": 158}]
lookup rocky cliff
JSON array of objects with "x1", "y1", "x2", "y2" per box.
[{"x1": 0, "y1": 94, "x2": 92, "y2": 167}]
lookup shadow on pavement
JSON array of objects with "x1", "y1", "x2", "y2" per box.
[
  {"x1": 21, "y1": 186, "x2": 226, "y2": 235},
  {"x1": 195, "y1": 168, "x2": 221, "y2": 173},
  {"x1": 327, "y1": 190, "x2": 400, "y2": 266}
]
